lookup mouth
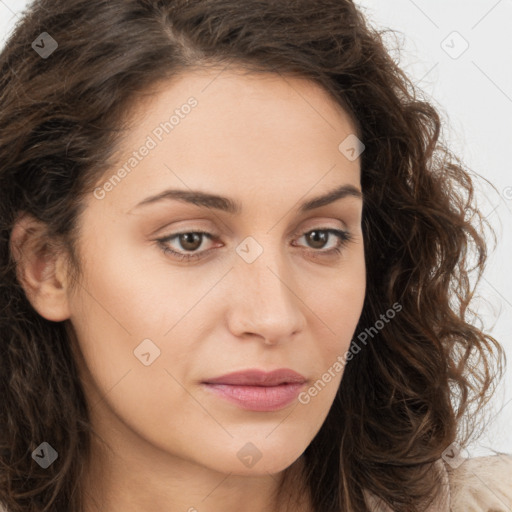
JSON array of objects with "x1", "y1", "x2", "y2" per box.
[
  {"x1": 201, "y1": 368, "x2": 307, "y2": 412},
  {"x1": 201, "y1": 382, "x2": 307, "y2": 411}
]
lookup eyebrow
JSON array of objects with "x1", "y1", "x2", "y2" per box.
[{"x1": 131, "y1": 183, "x2": 362, "y2": 214}]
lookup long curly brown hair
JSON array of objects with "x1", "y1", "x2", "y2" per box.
[{"x1": 0, "y1": 1, "x2": 506, "y2": 511}]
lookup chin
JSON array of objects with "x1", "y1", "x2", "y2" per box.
[{"x1": 202, "y1": 440, "x2": 305, "y2": 477}]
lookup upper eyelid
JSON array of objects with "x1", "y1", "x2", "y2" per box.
[
  {"x1": 159, "y1": 225, "x2": 346, "y2": 240},
  {"x1": 157, "y1": 217, "x2": 349, "y2": 237}
]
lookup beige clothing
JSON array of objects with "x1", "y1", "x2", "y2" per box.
[
  {"x1": 364, "y1": 453, "x2": 512, "y2": 511},
  {"x1": 0, "y1": 454, "x2": 511, "y2": 511}
]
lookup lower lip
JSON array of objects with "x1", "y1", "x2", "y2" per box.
[{"x1": 201, "y1": 382, "x2": 306, "y2": 411}]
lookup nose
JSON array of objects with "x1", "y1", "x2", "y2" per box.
[{"x1": 226, "y1": 247, "x2": 307, "y2": 346}]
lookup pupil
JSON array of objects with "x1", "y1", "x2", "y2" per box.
[
  {"x1": 308, "y1": 231, "x2": 327, "y2": 249},
  {"x1": 181, "y1": 233, "x2": 201, "y2": 251}
]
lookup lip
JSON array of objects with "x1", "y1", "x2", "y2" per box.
[
  {"x1": 201, "y1": 368, "x2": 307, "y2": 412},
  {"x1": 202, "y1": 368, "x2": 307, "y2": 386}
]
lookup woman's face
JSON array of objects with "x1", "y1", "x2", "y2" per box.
[{"x1": 67, "y1": 68, "x2": 366, "y2": 477}]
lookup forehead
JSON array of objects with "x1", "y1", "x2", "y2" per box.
[
  {"x1": 94, "y1": 67, "x2": 362, "y2": 214},
  {"x1": 122, "y1": 66, "x2": 359, "y2": 153}
]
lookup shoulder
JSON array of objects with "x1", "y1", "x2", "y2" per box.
[
  {"x1": 446, "y1": 452, "x2": 512, "y2": 511},
  {"x1": 363, "y1": 453, "x2": 512, "y2": 512}
]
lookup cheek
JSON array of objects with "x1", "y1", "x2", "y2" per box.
[
  {"x1": 67, "y1": 245, "x2": 203, "y2": 453},
  {"x1": 304, "y1": 250, "x2": 366, "y2": 397},
  {"x1": 71, "y1": 220, "x2": 195, "y2": 338},
  {"x1": 66, "y1": 232, "x2": 190, "y2": 403},
  {"x1": 312, "y1": 247, "x2": 366, "y2": 343},
  {"x1": 294, "y1": 293, "x2": 362, "y2": 436}
]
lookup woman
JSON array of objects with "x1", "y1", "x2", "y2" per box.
[{"x1": 0, "y1": 0, "x2": 511, "y2": 511}]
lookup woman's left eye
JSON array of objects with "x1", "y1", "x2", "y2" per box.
[{"x1": 156, "y1": 228, "x2": 352, "y2": 262}]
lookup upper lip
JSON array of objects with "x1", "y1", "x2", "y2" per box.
[{"x1": 202, "y1": 368, "x2": 306, "y2": 386}]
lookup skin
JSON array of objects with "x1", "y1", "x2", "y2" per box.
[{"x1": 12, "y1": 67, "x2": 366, "y2": 512}]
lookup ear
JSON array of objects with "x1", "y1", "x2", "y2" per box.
[{"x1": 10, "y1": 212, "x2": 72, "y2": 322}]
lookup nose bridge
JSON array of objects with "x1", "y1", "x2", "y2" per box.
[{"x1": 228, "y1": 234, "x2": 305, "y2": 341}]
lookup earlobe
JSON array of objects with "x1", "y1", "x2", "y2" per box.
[{"x1": 10, "y1": 213, "x2": 71, "y2": 322}]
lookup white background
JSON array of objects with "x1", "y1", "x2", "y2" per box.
[{"x1": 1, "y1": 0, "x2": 511, "y2": 455}]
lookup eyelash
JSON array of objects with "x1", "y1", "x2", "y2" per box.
[{"x1": 156, "y1": 228, "x2": 353, "y2": 262}]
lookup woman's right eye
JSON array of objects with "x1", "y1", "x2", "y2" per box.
[{"x1": 157, "y1": 231, "x2": 218, "y2": 262}]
